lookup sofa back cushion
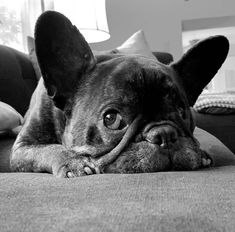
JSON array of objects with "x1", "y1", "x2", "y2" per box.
[{"x1": 0, "y1": 45, "x2": 37, "y2": 116}]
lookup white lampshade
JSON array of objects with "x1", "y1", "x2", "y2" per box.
[{"x1": 54, "y1": 0, "x2": 110, "y2": 43}]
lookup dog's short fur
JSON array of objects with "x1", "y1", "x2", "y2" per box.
[{"x1": 10, "y1": 11, "x2": 229, "y2": 177}]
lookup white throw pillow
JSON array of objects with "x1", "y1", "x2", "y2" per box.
[
  {"x1": 0, "y1": 102, "x2": 23, "y2": 132},
  {"x1": 116, "y1": 30, "x2": 157, "y2": 60}
]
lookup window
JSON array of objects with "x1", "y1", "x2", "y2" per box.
[
  {"x1": 0, "y1": 0, "x2": 24, "y2": 51},
  {"x1": 182, "y1": 16, "x2": 235, "y2": 93},
  {"x1": 0, "y1": 0, "x2": 53, "y2": 53}
]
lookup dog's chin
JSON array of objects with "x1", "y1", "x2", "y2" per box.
[
  {"x1": 103, "y1": 137, "x2": 204, "y2": 173},
  {"x1": 103, "y1": 141, "x2": 170, "y2": 173}
]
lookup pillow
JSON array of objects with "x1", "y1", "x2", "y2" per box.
[
  {"x1": 194, "y1": 127, "x2": 235, "y2": 166},
  {"x1": 116, "y1": 30, "x2": 158, "y2": 60},
  {"x1": 0, "y1": 101, "x2": 23, "y2": 133},
  {"x1": 195, "y1": 107, "x2": 235, "y2": 115},
  {"x1": 194, "y1": 92, "x2": 235, "y2": 115}
]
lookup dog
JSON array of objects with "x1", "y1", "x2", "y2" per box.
[{"x1": 10, "y1": 11, "x2": 229, "y2": 177}]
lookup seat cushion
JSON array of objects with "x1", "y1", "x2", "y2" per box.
[
  {"x1": 0, "y1": 166, "x2": 234, "y2": 232},
  {"x1": 0, "y1": 128, "x2": 234, "y2": 231}
]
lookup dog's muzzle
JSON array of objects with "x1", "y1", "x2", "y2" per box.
[
  {"x1": 94, "y1": 115, "x2": 209, "y2": 173},
  {"x1": 141, "y1": 121, "x2": 184, "y2": 149},
  {"x1": 95, "y1": 118, "x2": 186, "y2": 170},
  {"x1": 75, "y1": 115, "x2": 203, "y2": 173}
]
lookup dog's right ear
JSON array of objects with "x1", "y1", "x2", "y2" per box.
[
  {"x1": 171, "y1": 36, "x2": 229, "y2": 106},
  {"x1": 35, "y1": 11, "x2": 96, "y2": 109}
]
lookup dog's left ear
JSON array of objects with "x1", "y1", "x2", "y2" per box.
[
  {"x1": 35, "y1": 11, "x2": 96, "y2": 109},
  {"x1": 171, "y1": 36, "x2": 229, "y2": 106}
]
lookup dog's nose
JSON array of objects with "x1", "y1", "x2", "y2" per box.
[{"x1": 143, "y1": 124, "x2": 179, "y2": 148}]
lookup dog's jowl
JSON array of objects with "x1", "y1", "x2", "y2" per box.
[{"x1": 10, "y1": 11, "x2": 229, "y2": 177}]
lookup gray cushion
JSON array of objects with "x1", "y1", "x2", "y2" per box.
[
  {"x1": 0, "y1": 166, "x2": 235, "y2": 232},
  {"x1": 1, "y1": 131, "x2": 235, "y2": 231}
]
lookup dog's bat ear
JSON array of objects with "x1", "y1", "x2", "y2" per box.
[
  {"x1": 35, "y1": 11, "x2": 96, "y2": 109},
  {"x1": 171, "y1": 36, "x2": 229, "y2": 106}
]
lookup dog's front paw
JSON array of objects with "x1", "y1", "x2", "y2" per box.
[
  {"x1": 52, "y1": 151, "x2": 100, "y2": 178},
  {"x1": 201, "y1": 150, "x2": 213, "y2": 168}
]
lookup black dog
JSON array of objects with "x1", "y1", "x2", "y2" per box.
[{"x1": 10, "y1": 11, "x2": 229, "y2": 177}]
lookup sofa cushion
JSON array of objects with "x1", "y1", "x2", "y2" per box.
[
  {"x1": 0, "y1": 166, "x2": 234, "y2": 232},
  {"x1": 194, "y1": 127, "x2": 235, "y2": 166},
  {"x1": 0, "y1": 102, "x2": 23, "y2": 132},
  {"x1": 194, "y1": 111, "x2": 235, "y2": 153},
  {"x1": 0, "y1": 45, "x2": 37, "y2": 115}
]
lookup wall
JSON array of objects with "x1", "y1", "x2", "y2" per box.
[
  {"x1": 90, "y1": 0, "x2": 183, "y2": 60},
  {"x1": 181, "y1": 0, "x2": 235, "y2": 93},
  {"x1": 182, "y1": 0, "x2": 235, "y2": 20},
  {"x1": 91, "y1": 0, "x2": 235, "y2": 61}
]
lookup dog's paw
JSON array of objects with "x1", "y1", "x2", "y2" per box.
[
  {"x1": 201, "y1": 151, "x2": 213, "y2": 168},
  {"x1": 53, "y1": 151, "x2": 100, "y2": 178}
]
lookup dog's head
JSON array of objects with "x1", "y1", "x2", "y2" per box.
[{"x1": 35, "y1": 11, "x2": 229, "y2": 173}]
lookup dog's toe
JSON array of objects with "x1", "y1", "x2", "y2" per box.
[
  {"x1": 66, "y1": 171, "x2": 75, "y2": 178},
  {"x1": 202, "y1": 157, "x2": 212, "y2": 167},
  {"x1": 84, "y1": 166, "x2": 94, "y2": 175},
  {"x1": 53, "y1": 154, "x2": 101, "y2": 178}
]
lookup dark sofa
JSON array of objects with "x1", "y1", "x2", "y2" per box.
[{"x1": 0, "y1": 45, "x2": 234, "y2": 232}]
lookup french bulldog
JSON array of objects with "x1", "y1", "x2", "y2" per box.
[{"x1": 10, "y1": 11, "x2": 229, "y2": 177}]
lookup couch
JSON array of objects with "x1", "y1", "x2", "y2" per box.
[{"x1": 0, "y1": 45, "x2": 234, "y2": 232}]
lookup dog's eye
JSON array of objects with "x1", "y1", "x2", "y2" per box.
[{"x1": 103, "y1": 110, "x2": 125, "y2": 130}]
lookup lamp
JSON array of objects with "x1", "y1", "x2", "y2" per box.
[{"x1": 54, "y1": 0, "x2": 110, "y2": 43}]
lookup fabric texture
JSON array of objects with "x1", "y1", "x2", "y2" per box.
[
  {"x1": 0, "y1": 131, "x2": 235, "y2": 232},
  {"x1": 196, "y1": 106, "x2": 235, "y2": 115},
  {"x1": 194, "y1": 92, "x2": 235, "y2": 114},
  {"x1": 0, "y1": 166, "x2": 234, "y2": 232}
]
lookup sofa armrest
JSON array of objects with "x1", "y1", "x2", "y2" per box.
[{"x1": 194, "y1": 111, "x2": 235, "y2": 154}]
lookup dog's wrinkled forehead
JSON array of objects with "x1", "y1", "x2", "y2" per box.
[{"x1": 79, "y1": 54, "x2": 178, "y2": 104}]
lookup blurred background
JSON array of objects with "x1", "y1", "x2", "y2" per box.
[{"x1": 0, "y1": 0, "x2": 234, "y2": 92}]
